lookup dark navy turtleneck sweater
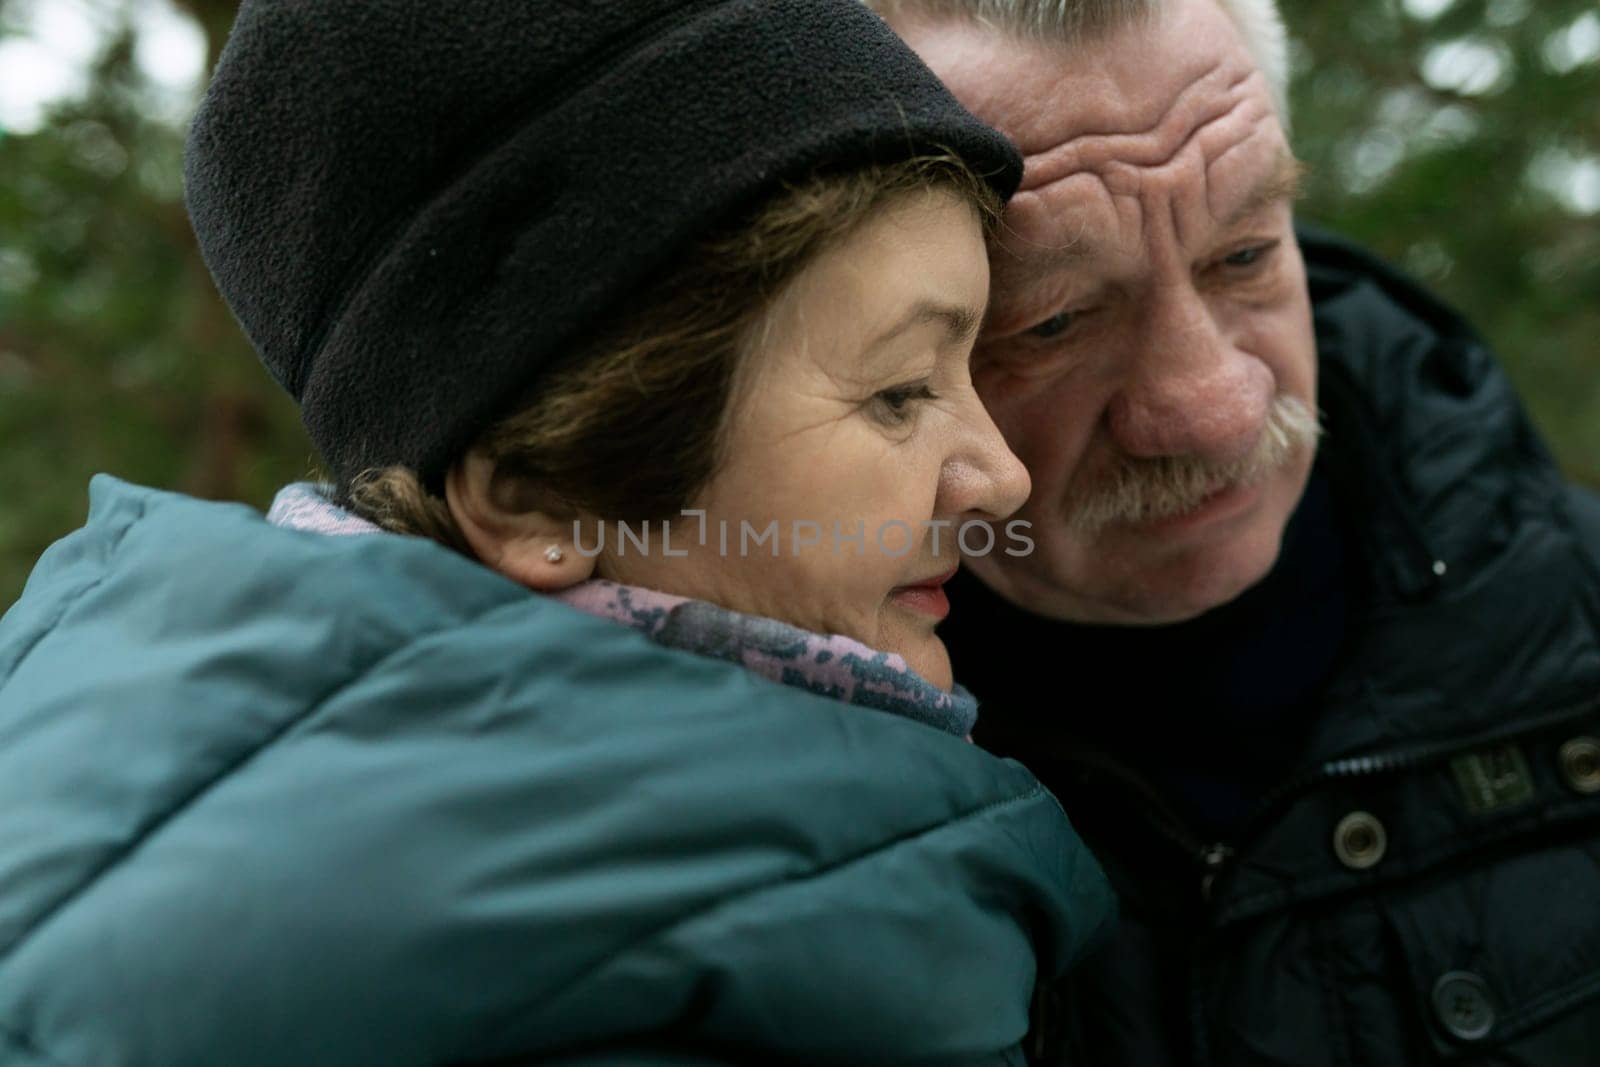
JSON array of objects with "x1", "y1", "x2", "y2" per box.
[{"x1": 947, "y1": 464, "x2": 1351, "y2": 842}]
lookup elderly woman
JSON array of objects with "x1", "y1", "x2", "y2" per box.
[{"x1": 0, "y1": 1, "x2": 1112, "y2": 1063}]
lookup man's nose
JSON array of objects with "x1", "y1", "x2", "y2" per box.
[
  {"x1": 937, "y1": 397, "x2": 1032, "y2": 525},
  {"x1": 1105, "y1": 284, "x2": 1272, "y2": 463}
]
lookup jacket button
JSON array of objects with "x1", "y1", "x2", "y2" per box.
[
  {"x1": 1558, "y1": 737, "x2": 1600, "y2": 794},
  {"x1": 1432, "y1": 971, "x2": 1496, "y2": 1042},
  {"x1": 1332, "y1": 811, "x2": 1387, "y2": 869}
]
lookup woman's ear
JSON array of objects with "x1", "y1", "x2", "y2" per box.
[{"x1": 444, "y1": 449, "x2": 596, "y2": 591}]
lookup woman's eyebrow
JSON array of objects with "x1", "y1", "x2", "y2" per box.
[{"x1": 863, "y1": 300, "x2": 985, "y2": 357}]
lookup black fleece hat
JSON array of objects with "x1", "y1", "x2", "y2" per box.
[{"x1": 185, "y1": 0, "x2": 1023, "y2": 489}]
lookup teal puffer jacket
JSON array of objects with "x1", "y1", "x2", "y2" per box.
[{"x1": 0, "y1": 478, "x2": 1114, "y2": 1066}]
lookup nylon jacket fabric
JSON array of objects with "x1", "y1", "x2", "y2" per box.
[
  {"x1": 978, "y1": 230, "x2": 1600, "y2": 1065},
  {"x1": 0, "y1": 479, "x2": 1114, "y2": 1066}
]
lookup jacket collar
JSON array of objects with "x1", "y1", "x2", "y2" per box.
[
  {"x1": 267, "y1": 483, "x2": 977, "y2": 736},
  {"x1": 1302, "y1": 225, "x2": 1567, "y2": 604}
]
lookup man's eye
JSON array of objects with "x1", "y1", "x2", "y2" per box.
[
  {"x1": 1026, "y1": 310, "x2": 1080, "y2": 340},
  {"x1": 1221, "y1": 242, "x2": 1278, "y2": 269},
  {"x1": 869, "y1": 382, "x2": 937, "y2": 426}
]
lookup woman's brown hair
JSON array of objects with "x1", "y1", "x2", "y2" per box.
[{"x1": 346, "y1": 153, "x2": 1003, "y2": 555}]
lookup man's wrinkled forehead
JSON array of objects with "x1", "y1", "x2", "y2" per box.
[
  {"x1": 984, "y1": 20, "x2": 1284, "y2": 237},
  {"x1": 992, "y1": 147, "x2": 1301, "y2": 282},
  {"x1": 896, "y1": 1, "x2": 1259, "y2": 144}
]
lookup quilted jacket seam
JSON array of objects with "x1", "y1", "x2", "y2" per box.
[
  {"x1": 662, "y1": 782, "x2": 1055, "y2": 935},
  {"x1": 1493, "y1": 946, "x2": 1600, "y2": 1042},
  {"x1": 0, "y1": 1018, "x2": 71, "y2": 1067},
  {"x1": 0, "y1": 498, "x2": 144, "y2": 695},
  {"x1": 504, "y1": 784, "x2": 1055, "y2": 1054},
  {"x1": 0, "y1": 608, "x2": 499, "y2": 971}
]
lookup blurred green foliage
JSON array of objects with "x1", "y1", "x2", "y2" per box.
[
  {"x1": 1, "y1": 0, "x2": 1597, "y2": 608},
  {"x1": 1288, "y1": 0, "x2": 1600, "y2": 490},
  {"x1": 0, "y1": 0, "x2": 313, "y2": 611}
]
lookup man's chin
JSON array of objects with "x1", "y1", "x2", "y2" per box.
[
  {"x1": 1096, "y1": 553, "x2": 1274, "y2": 625},
  {"x1": 969, "y1": 506, "x2": 1288, "y2": 626}
]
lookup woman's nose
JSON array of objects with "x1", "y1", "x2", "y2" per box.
[{"x1": 937, "y1": 397, "x2": 1032, "y2": 522}]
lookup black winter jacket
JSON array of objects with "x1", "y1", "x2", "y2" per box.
[{"x1": 947, "y1": 229, "x2": 1600, "y2": 1066}]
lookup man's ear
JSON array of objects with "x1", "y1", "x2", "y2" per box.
[{"x1": 444, "y1": 449, "x2": 597, "y2": 591}]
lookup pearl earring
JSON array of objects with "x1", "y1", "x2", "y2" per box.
[{"x1": 544, "y1": 545, "x2": 564, "y2": 563}]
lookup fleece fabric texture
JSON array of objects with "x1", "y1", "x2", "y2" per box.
[
  {"x1": 0, "y1": 478, "x2": 1114, "y2": 1066},
  {"x1": 184, "y1": 0, "x2": 1024, "y2": 489}
]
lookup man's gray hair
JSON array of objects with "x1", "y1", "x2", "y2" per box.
[{"x1": 868, "y1": 0, "x2": 1291, "y2": 125}]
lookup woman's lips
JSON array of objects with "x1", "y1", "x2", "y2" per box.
[{"x1": 890, "y1": 566, "x2": 959, "y2": 620}]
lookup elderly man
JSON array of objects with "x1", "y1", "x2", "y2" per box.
[{"x1": 869, "y1": 0, "x2": 1600, "y2": 1063}]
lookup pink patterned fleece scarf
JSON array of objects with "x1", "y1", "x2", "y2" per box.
[{"x1": 267, "y1": 484, "x2": 977, "y2": 737}]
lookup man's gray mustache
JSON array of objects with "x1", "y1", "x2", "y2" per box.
[{"x1": 1065, "y1": 396, "x2": 1323, "y2": 536}]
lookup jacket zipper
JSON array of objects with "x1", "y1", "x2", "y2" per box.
[
  {"x1": 1053, "y1": 747, "x2": 1235, "y2": 899},
  {"x1": 1066, "y1": 691, "x2": 1600, "y2": 903},
  {"x1": 1233, "y1": 690, "x2": 1600, "y2": 848}
]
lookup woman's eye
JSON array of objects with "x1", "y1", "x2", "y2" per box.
[
  {"x1": 869, "y1": 382, "x2": 938, "y2": 425},
  {"x1": 1026, "y1": 310, "x2": 1080, "y2": 340}
]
